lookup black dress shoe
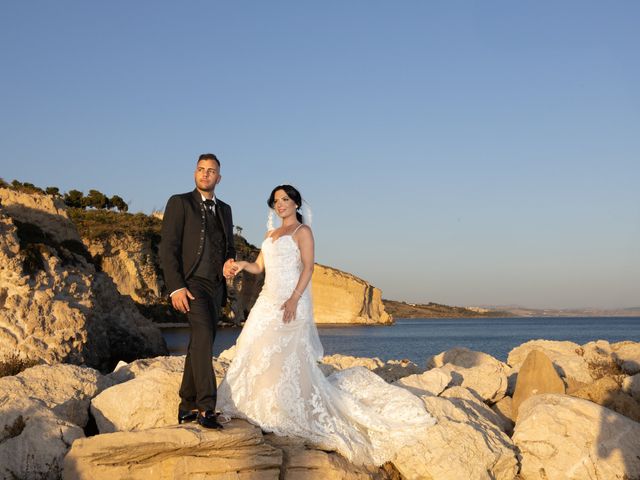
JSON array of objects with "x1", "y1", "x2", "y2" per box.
[
  {"x1": 196, "y1": 410, "x2": 223, "y2": 430},
  {"x1": 178, "y1": 409, "x2": 198, "y2": 424}
]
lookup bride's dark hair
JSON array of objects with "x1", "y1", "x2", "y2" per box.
[{"x1": 268, "y1": 184, "x2": 303, "y2": 224}]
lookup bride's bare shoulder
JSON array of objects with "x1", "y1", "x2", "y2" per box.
[{"x1": 293, "y1": 224, "x2": 313, "y2": 240}]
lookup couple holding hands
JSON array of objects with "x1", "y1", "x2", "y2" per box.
[{"x1": 160, "y1": 153, "x2": 434, "y2": 466}]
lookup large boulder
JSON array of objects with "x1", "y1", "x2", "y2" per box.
[
  {"x1": 441, "y1": 386, "x2": 514, "y2": 434},
  {"x1": 0, "y1": 364, "x2": 112, "y2": 479},
  {"x1": 0, "y1": 363, "x2": 112, "y2": 427},
  {"x1": 582, "y1": 340, "x2": 616, "y2": 368},
  {"x1": 513, "y1": 394, "x2": 640, "y2": 480},
  {"x1": 426, "y1": 347, "x2": 510, "y2": 403},
  {"x1": 512, "y1": 350, "x2": 565, "y2": 419},
  {"x1": 92, "y1": 355, "x2": 230, "y2": 433},
  {"x1": 612, "y1": 341, "x2": 640, "y2": 375},
  {"x1": 393, "y1": 368, "x2": 452, "y2": 397},
  {"x1": 507, "y1": 340, "x2": 593, "y2": 384},
  {"x1": 92, "y1": 368, "x2": 182, "y2": 433},
  {"x1": 1, "y1": 399, "x2": 85, "y2": 480},
  {"x1": 63, "y1": 420, "x2": 283, "y2": 480},
  {"x1": 108, "y1": 355, "x2": 187, "y2": 384},
  {"x1": 392, "y1": 392, "x2": 519, "y2": 479},
  {"x1": 0, "y1": 189, "x2": 167, "y2": 371}
]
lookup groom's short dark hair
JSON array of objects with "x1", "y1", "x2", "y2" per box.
[{"x1": 197, "y1": 153, "x2": 220, "y2": 167}]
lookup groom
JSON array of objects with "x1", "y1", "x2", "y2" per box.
[{"x1": 160, "y1": 153, "x2": 236, "y2": 429}]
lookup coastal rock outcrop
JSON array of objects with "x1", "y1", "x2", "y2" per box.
[
  {"x1": 513, "y1": 393, "x2": 640, "y2": 479},
  {"x1": 311, "y1": 264, "x2": 392, "y2": 324},
  {"x1": 63, "y1": 420, "x2": 283, "y2": 480},
  {"x1": 0, "y1": 188, "x2": 167, "y2": 371},
  {"x1": 63, "y1": 420, "x2": 399, "y2": 480}
]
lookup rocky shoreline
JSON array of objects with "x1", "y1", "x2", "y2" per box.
[{"x1": 1, "y1": 339, "x2": 639, "y2": 479}]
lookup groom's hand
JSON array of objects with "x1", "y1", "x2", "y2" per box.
[
  {"x1": 223, "y1": 259, "x2": 236, "y2": 278},
  {"x1": 171, "y1": 288, "x2": 195, "y2": 314}
]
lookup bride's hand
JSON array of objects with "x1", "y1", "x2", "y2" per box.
[
  {"x1": 280, "y1": 297, "x2": 299, "y2": 323},
  {"x1": 230, "y1": 261, "x2": 247, "y2": 276}
]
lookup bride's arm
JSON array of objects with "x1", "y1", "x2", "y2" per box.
[
  {"x1": 281, "y1": 226, "x2": 314, "y2": 322},
  {"x1": 293, "y1": 226, "x2": 315, "y2": 292},
  {"x1": 233, "y1": 252, "x2": 265, "y2": 275},
  {"x1": 231, "y1": 231, "x2": 270, "y2": 276}
]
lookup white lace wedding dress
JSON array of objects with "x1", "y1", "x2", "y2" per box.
[{"x1": 217, "y1": 232, "x2": 436, "y2": 466}]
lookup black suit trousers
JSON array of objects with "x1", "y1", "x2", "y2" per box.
[{"x1": 179, "y1": 276, "x2": 223, "y2": 412}]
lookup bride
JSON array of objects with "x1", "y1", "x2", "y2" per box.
[{"x1": 217, "y1": 184, "x2": 435, "y2": 466}]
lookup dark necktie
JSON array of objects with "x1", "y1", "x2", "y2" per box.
[{"x1": 204, "y1": 199, "x2": 216, "y2": 214}]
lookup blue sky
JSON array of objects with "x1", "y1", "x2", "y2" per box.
[{"x1": 1, "y1": 1, "x2": 638, "y2": 309}]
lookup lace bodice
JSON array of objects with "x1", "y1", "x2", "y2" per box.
[{"x1": 261, "y1": 234, "x2": 309, "y2": 304}]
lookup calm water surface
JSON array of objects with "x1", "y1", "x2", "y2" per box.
[{"x1": 162, "y1": 317, "x2": 640, "y2": 364}]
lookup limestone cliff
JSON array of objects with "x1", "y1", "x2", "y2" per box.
[
  {"x1": 0, "y1": 188, "x2": 167, "y2": 371},
  {"x1": 84, "y1": 235, "x2": 163, "y2": 306},
  {"x1": 312, "y1": 264, "x2": 392, "y2": 324}
]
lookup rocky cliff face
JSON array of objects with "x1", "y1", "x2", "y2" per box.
[
  {"x1": 83, "y1": 231, "x2": 391, "y2": 325},
  {"x1": 84, "y1": 235, "x2": 163, "y2": 306},
  {"x1": 312, "y1": 264, "x2": 392, "y2": 324},
  {"x1": 0, "y1": 188, "x2": 167, "y2": 372}
]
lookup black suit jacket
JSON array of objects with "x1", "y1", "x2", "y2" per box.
[{"x1": 159, "y1": 189, "x2": 236, "y2": 302}]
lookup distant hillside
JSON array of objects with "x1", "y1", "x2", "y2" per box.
[
  {"x1": 385, "y1": 300, "x2": 640, "y2": 319},
  {"x1": 383, "y1": 300, "x2": 510, "y2": 318},
  {"x1": 488, "y1": 306, "x2": 640, "y2": 317}
]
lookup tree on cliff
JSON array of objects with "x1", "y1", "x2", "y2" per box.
[
  {"x1": 45, "y1": 186, "x2": 61, "y2": 197},
  {"x1": 9, "y1": 180, "x2": 46, "y2": 195},
  {"x1": 64, "y1": 190, "x2": 84, "y2": 208},
  {"x1": 109, "y1": 195, "x2": 128, "y2": 212},
  {"x1": 84, "y1": 189, "x2": 109, "y2": 209}
]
